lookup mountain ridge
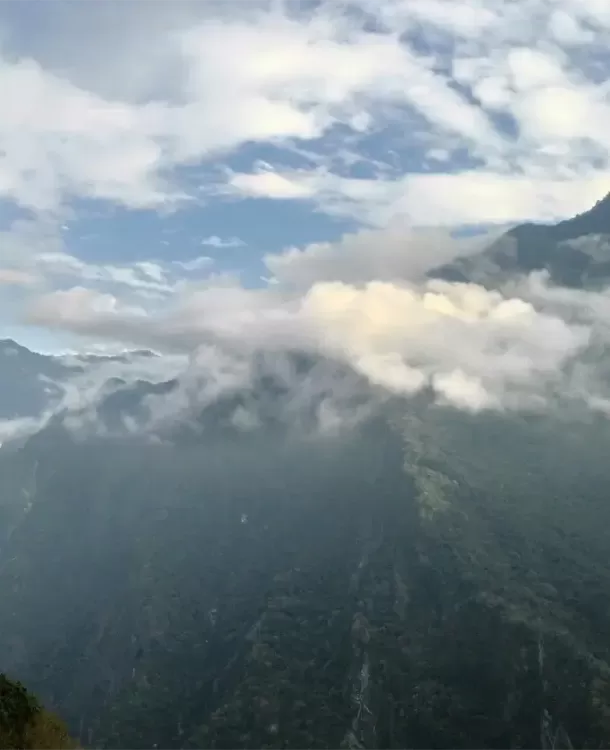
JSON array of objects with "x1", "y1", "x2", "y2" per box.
[
  {"x1": 0, "y1": 341, "x2": 160, "y2": 423},
  {"x1": 430, "y1": 190, "x2": 610, "y2": 288}
]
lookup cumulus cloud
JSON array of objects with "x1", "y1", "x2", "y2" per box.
[
  {"x1": 299, "y1": 278, "x2": 590, "y2": 409},
  {"x1": 21, "y1": 254, "x2": 597, "y2": 416}
]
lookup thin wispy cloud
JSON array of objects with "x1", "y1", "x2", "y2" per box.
[
  {"x1": 173, "y1": 256, "x2": 214, "y2": 272},
  {"x1": 201, "y1": 235, "x2": 245, "y2": 248}
]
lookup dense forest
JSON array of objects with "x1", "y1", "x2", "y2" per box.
[{"x1": 2, "y1": 395, "x2": 610, "y2": 748}]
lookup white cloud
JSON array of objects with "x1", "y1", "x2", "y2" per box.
[
  {"x1": 201, "y1": 235, "x2": 245, "y2": 248},
  {"x1": 21, "y1": 264, "x2": 596, "y2": 415},
  {"x1": 265, "y1": 223, "x2": 497, "y2": 287},
  {"x1": 3, "y1": 0, "x2": 610, "y2": 434},
  {"x1": 0, "y1": 216, "x2": 65, "y2": 272},
  {"x1": 8, "y1": 223, "x2": 610, "y2": 440},
  {"x1": 0, "y1": 217, "x2": 216, "y2": 327},
  {"x1": 0, "y1": 5, "x2": 498, "y2": 214},
  {"x1": 549, "y1": 10, "x2": 595, "y2": 45},
  {"x1": 229, "y1": 168, "x2": 610, "y2": 227},
  {"x1": 0, "y1": 56, "x2": 177, "y2": 211},
  {"x1": 297, "y1": 278, "x2": 590, "y2": 409},
  {"x1": 135, "y1": 261, "x2": 166, "y2": 282},
  {"x1": 34, "y1": 252, "x2": 177, "y2": 295},
  {"x1": 433, "y1": 369, "x2": 497, "y2": 410},
  {"x1": 228, "y1": 169, "x2": 318, "y2": 200},
  {"x1": 29, "y1": 286, "x2": 147, "y2": 324},
  {"x1": 0, "y1": 0, "x2": 608, "y2": 223},
  {"x1": 0, "y1": 268, "x2": 37, "y2": 286},
  {"x1": 173, "y1": 256, "x2": 214, "y2": 272}
]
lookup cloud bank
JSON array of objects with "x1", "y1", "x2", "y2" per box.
[{"x1": 13, "y1": 225, "x2": 609, "y2": 436}]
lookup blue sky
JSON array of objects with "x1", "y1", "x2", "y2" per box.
[{"x1": 0, "y1": 0, "x2": 609, "y2": 354}]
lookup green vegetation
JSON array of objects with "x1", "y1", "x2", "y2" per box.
[
  {"x1": 0, "y1": 673, "x2": 76, "y2": 749},
  {"x1": 3, "y1": 404, "x2": 610, "y2": 747}
]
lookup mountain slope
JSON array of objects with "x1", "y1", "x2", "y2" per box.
[
  {"x1": 3, "y1": 389, "x2": 610, "y2": 748},
  {"x1": 431, "y1": 192, "x2": 610, "y2": 288},
  {"x1": 0, "y1": 340, "x2": 160, "y2": 424},
  {"x1": 0, "y1": 340, "x2": 75, "y2": 420}
]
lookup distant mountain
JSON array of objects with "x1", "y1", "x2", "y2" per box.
[
  {"x1": 0, "y1": 340, "x2": 159, "y2": 422},
  {"x1": 0, "y1": 339, "x2": 76, "y2": 420},
  {"x1": 41, "y1": 349, "x2": 370, "y2": 442},
  {"x1": 431, "y1": 191, "x2": 610, "y2": 288}
]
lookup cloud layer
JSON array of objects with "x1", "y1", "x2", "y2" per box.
[
  {"x1": 19, "y1": 226, "x2": 609, "y2": 423},
  {"x1": 0, "y1": 0, "x2": 609, "y2": 223}
]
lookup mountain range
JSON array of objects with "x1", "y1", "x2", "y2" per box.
[{"x1": 1, "y1": 193, "x2": 610, "y2": 749}]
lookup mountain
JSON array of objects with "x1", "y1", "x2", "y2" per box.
[
  {"x1": 3, "y1": 362, "x2": 610, "y2": 747},
  {"x1": 0, "y1": 672, "x2": 76, "y2": 749},
  {"x1": 0, "y1": 340, "x2": 160, "y2": 425},
  {"x1": 4, "y1": 192, "x2": 610, "y2": 750},
  {"x1": 0, "y1": 339, "x2": 77, "y2": 420},
  {"x1": 431, "y1": 191, "x2": 610, "y2": 288}
]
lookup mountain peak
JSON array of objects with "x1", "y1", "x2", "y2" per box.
[
  {"x1": 508, "y1": 190, "x2": 610, "y2": 244},
  {"x1": 0, "y1": 338, "x2": 29, "y2": 353},
  {"x1": 430, "y1": 189, "x2": 610, "y2": 288}
]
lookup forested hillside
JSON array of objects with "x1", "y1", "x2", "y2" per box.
[{"x1": 3, "y1": 398, "x2": 610, "y2": 748}]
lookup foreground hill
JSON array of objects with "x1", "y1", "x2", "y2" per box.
[{"x1": 0, "y1": 673, "x2": 75, "y2": 749}]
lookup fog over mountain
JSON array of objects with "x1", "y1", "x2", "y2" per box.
[{"x1": 4, "y1": 195, "x2": 610, "y2": 748}]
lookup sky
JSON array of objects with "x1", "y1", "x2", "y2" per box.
[{"x1": 0, "y1": 0, "x2": 609, "y2": 363}]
